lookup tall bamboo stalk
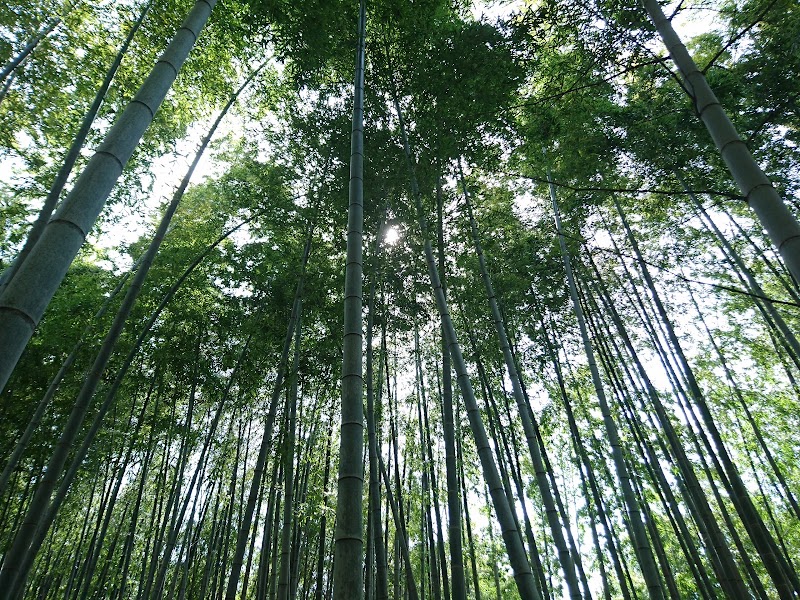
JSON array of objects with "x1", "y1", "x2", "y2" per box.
[
  {"x1": 460, "y1": 168, "x2": 582, "y2": 599},
  {"x1": 387, "y1": 71, "x2": 541, "y2": 600},
  {"x1": 0, "y1": 0, "x2": 218, "y2": 391},
  {"x1": 613, "y1": 195, "x2": 800, "y2": 598},
  {"x1": 0, "y1": 12, "x2": 63, "y2": 85},
  {"x1": 333, "y1": 0, "x2": 367, "y2": 597},
  {"x1": 0, "y1": 64, "x2": 260, "y2": 598},
  {"x1": 278, "y1": 305, "x2": 303, "y2": 600},
  {"x1": 547, "y1": 173, "x2": 664, "y2": 599},
  {"x1": 642, "y1": 0, "x2": 800, "y2": 284},
  {"x1": 226, "y1": 219, "x2": 315, "y2": 600},
  {"x1": 0, "y1": 0, "x2": 156, "y2": 290}
]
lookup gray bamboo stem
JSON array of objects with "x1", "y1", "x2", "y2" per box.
[
  {"x1": 677, "y1": 173, "x2": 800, "y2": 367},
  {"x1": 366, "y1": 224, "x2": 390, "y2": 600},
  {"x1": 0, "y1": 61, "x2": 256, "y2": 596},
  {"x1": 278, "y1": 305, "x2": 303, "y2": 600},
  {"x1": 582, "y1": 252, "x2": 750, "y2": 599},
  {"x1": 0, "y1": 0, "x2": 217, "y2": 391},
  {"x1": 0, "y1": 253, "x2": 141, "y2": 497},
  {"x1": 459, "y1": 168, "x2": 582, "y2": 600},
  {"x1": 642, "y1": 0, "x2": 800, "y2": 283},
  {"x1": 434, "y1": 177, "x2": 466, "y2": 600},
  {"x1": 332, "y1": 0, "x2": 367, "y2": 598},
  {"x1": 388, "y1": 76, "x2": 541, "y2": 600},
  {"x1": 547, "y1": 173, "x2": 664, "y2": 600},
  {"x1": 0, "y1": 15, "x2": 61, "y2": 85},
  {"x1": 0, "y1": 0, "x2": 155, "y2": 290}
]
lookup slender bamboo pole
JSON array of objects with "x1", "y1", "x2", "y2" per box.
[
  {"x1": 642, "y1": 0, "x2": 800, "y2": 283},
  {"x1": 387, "y1": 76, "x2": 540, "y2": 600},
  {"x1": 460, "y1": 169, "x2": 582, "y2": 599},
  {"x1": 226, "y1": 219, "x2": 315, "y2": 600},
  {"x1": 0, "y1": 0, "x2": 218, "y2": 391},
  {"x1": 0, "y1": 0, "x2": 156, "y2": 290},
  {"x1": 278, "y1": 306, "x2": 303, "y2": 600},
  {"x1": 613, "y1": 195, "x2": 800, "y2": 598},
  {"x1": 366, "y1": 226, "x2": 390, "y2": 600},
  {"x1": 0, "y1": 64, "x2": 260, "y2": 597},
  {"x1": 582, "y1": 250, "x2": 750, "y2": 599},
  {"x1": 333, "y1": 0, "x2": 367, "y2": 597},
  {"x1": 547, "y1": 172, "x2": 664, "y2": 599},
  {"x1": 0, "y1": 14, "x2": 62, "y2": 85}
]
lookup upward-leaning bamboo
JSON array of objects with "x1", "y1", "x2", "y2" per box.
[
  {"x1": 387, "y1": 70, "x2": 541, "y2": 600},
  {"x1": 547, "y1": 172, "x2": 664, "y2": 600},
  {"x1": 641, "y1": 0, "x2": 800, "y2": 284},
  {"x1": 676, "y1": 173, "x2": 800, "y2": 370},
  {"x1": 459, "y1": 167, "x2": 582, "y2": 600},
  {"x1": 366, "y1": 222, "x2": 390, "y2": 600},
  {"x1": 0, "y1": 0, "x2": 156, "y2": 291},
  {"x1": 682, "y1": 273, "x2": 800, "y2": 522},
  {"x1": 333, "y1": 0, "x2": 367, "y2": 598},
  {"x1": 278, "y1": 304, "x2": 303, "y2": 600},
  {"x1": 225, "y1": 218, "x2": 315, "y2": 600},
  {"x1": 0, "y1": 11, "x2": 63, "y2": 85},
  {"x1": 612, "y1": 195, "x2": 800, "y2": 599},
  {"x1": 582, "y1": 252, "x2": 750, "y2": 600},
  {"x1": 0, "y1": 252, "x2": 141, "y2": 498},
  {"x1": 0, "y1": 64, "x2": 260, "y2": 599},
  {"x1": 436, "y1": 178, "x2": 467, "y2": 600},
  {"x1": 0, "y1": 0, "x2": 218, "y2": 392}
]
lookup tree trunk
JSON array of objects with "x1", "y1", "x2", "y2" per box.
[
  {"x1": 378, "y1": 453, "x2": 420, "y2": 600},
  {"x1": 583, "y1": 251, "x2": 750, "y2": 599},
  {"x1": 314, "y1": 425, "x2": 333, "y2": 600},
  {"x1": 0, "y1": 0, "x2": 218, "y2": 390},
  {"x1": 460, "y1": 169, "x2": 582, "y2": 599},
  {"x1": 366, "y1": 233, "x2": 390, "y2": 600},
  {"x1": 435, "y1": 178, "x2": 466, "y2": 600},
  {"x1": 0, "y1": 252, "x2": 140, "y2": 497},
  {"x1": 278, "y1": 308, "x2": 303, "y2": 600},
  {"x1": 332, "y1": 0, "x2": 367, "y2": 597},
  {"x1": 387, "y1": 61, "x2": 541, "y2": 600},
  {"x1": 548, "y1": 176, "x2": 663, "y2": 599},
  {"x1": 683, "y1": 276, "x2": 800, "y2": 521},
  {"x1": 226, "y1": 219, "x2": 315, "y2": 600},
  {"x1": 613, "y1": 194, "x2": 800, "y2": 598},
  {"x1": 0, "y1": 0, "x2": 155, "y2": 290},
  {"x1": 455, "y1": 404, "x2": 481, "y2": 600},
  {"x1": 641, "y1": 0, "x2": 800, "y2": 284},
  {"x1": 0, "y1": 65, "x2": 259, "y2": 595}
]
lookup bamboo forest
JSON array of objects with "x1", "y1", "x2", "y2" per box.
[{"x1": 1, "y1": 0, "x2": 800, "y2": 598}]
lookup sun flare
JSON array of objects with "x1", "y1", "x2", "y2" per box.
[{"x1": 384, "y1": 225, "x2": 400, "y2": 246}]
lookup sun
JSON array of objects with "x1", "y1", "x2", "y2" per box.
[{"x1": 384, "y1": 225, "x2": 400, "y2": 246}]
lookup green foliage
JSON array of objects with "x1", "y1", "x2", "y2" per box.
[{"x1": 2, "y1": 1, "x2": 800, "y2": 599}]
